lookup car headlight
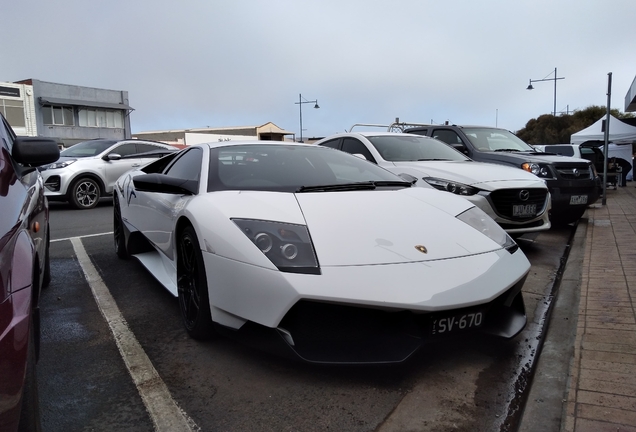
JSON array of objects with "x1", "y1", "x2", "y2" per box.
[
  {"x1": 423, "y1": 177, "x2": 479, "y2": 196},
  {"x1": 521, "y1": 162, "x2": 552, "y2": 178},
  {"x1": 43, "y1": 159, "x2": 76, "y2": 170},
  {"x1": 232, "y1": 219, "x2": 320, "y2": 274},
  {"x1": 456, "y1": 207, "x2": 518, "y2": 254}
]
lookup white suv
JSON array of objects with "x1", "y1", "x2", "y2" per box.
[
  {"x1": 39, "y1": 139, "x2": 176, "y2": 209},
  {"x1": 316, "y1": 132, "x2": 551, "y2": 236}
]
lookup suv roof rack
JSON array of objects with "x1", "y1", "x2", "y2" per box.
[{"x1": 348, "y1": 118, "x2": 440, "y2": 133}]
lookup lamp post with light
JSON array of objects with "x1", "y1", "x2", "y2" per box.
[
  {"x1": 526, "y1": 68, "x2": 565, "y2": 116},
  {"x1": 295, "y1": 94, "x2": 319, "y2": 143}
]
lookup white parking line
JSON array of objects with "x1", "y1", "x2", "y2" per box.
[
  {"x1": 70, "y1": 237, "x2": 199, "y2": 432},
  {"x1": 52, "y1": 231, "x2": 113, "y2": 242}
]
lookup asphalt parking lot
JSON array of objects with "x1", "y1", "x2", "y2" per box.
[{"x1": 38, "y1": 201, "x2": 576, "y2": 432}]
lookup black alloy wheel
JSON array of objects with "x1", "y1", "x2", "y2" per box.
[
  {"x1": 177, "y1": 226, "x2": 214, "y2": 340},
  {"x1": 69, "y1": 177, "x2": 101, "y2": 209},
  {"x1": 113, "y1": 194, "x2": 129, "y2": 259}
]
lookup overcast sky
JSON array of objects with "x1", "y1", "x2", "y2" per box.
[{"x1": 3, "y1": 0, "x2": 635, "y2": 138}]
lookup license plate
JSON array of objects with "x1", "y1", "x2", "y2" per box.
[
  {"x1": 513, "y1": 204, "x2": 536, "y2": 217},
  {"x1": 570, "y1": 195, "x2": 588, "y2": 205},
  {"x1": 431, "y1": 311, "x2": 484, "y2": 335}
]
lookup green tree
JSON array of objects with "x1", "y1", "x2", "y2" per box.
[{"x1": 516, "y1": 106, "x2": 635, "y2": 144}]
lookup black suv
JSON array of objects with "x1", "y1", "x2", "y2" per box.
[{"x1": 402, "y1": 124, "x2": 600, "y2": 224}]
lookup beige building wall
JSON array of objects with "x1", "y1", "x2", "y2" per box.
[{"x1": 0, "y1": 82, "x2": 37, "y2": 136}]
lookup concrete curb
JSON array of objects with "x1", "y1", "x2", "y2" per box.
[{"x1": 517, "y1": 218, "x2": 588, "y2": 432}]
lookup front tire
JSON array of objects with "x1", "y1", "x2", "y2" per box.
[
  {"x1": 113, "y1": 194, "x2": 130, "y2": 260},
  {"x1": 68, "y1": 177, "x2": 101, "y2": 210},
  {"x1": 177, "y1": 226, "x2": 215, "y2": 340}
]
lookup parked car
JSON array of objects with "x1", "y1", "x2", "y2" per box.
[
  {"x1": 534, "y1": 143, "x2": 631, "y2": 188},
  {"x1": 39, "y1": 139, "x2": 176, "y2": 209},
  {"x1": 399, "y1": 123, "x2": 600, "y2": 224},
  {"x1": 113, "y1": 141, "x2": 530, "y2": 364},
  {"x1": 0, "y1": 113, "x2": 59, "y2": 431},
  {"x1": 315, "y1": 132, "x2": 551, "y2": 236},
  {"x1": 532, "y1": 143, "x2": 606, "y2": 172}
]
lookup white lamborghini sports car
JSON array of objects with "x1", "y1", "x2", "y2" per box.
[{"x1": 114, "y1": 141, "x2": 531, "y2": 364}]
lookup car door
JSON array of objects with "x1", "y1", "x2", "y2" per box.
[
  {"x1": 579, "y1": 145, "x2": 606, "y2": 173},
  {"x1": 102, "y1": 143, "x2": 142, "y2": 192},
  {"x1": 134, "y1": 147, "x2": 203, "y2": 260},
  {"x1": 431, "y1": 128, "x2": 471, "y2": 155}
]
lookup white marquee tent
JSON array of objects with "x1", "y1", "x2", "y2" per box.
[
  {"x1": 571, "y1": 115, "x2": 636, "y2": 145},
  {"x1": 571, "y1": 115, "x2": 635, "y2": 181}
]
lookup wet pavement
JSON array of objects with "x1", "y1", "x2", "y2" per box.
[
  {"x1": 36, "y1": 184, "x2": 636, "y2": 431},
  {"x1": 520, "y1": 184, "x2": 636, "y2": 431}
]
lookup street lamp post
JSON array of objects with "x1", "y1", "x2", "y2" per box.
[
  {"x1": 295, "y1": 94, "x2": 319, "y2": 143},
  {"x1": 526, "y1": 68, "x2": 565, "y2": 116}
]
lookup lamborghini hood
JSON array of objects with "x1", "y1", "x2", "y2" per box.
[{"x1": 295, "y1": 188, "x2": 504, "y2": 266}]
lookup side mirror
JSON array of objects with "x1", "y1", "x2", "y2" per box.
[
  {"x1": 398, "y1": 173, "x2": 419, "y2": 184},
  {"x1": 133, "y1": 173, "x2": 198, "y2": 195},
  {"x1": 451, "y1": 143, "x2": 469, "y2": 155},
  {"x1": 105, "y1": 153, "x2": 122, "y2": 161},
  {"x1": 12, "y1": 137, "x2": 60, "y2": 166}
]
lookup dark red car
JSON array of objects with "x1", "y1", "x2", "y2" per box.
[{"x1": 0, "y1": 113, "x2": 59, "y2": 432}]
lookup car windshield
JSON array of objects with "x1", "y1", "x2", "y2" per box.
[
  {"x1": 367, "y1": 135, "x2": 470, "y2": 162},
  {"x1": 209, "y1": 144, "x2": 405, "y2": 192},
  {"x1": 60, "y1": 140, "x2": 117, "y2": 157},
  {"x1": 462, "y1": 128, "x2": 534, "y2": 152}
]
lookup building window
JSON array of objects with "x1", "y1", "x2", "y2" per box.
[
  {"x1": 42, "y1": 105, "x2": 74, "y2": 126},
  {"x1": 78, "y1": 108, "x2": 123, "y2": 128},
  {"x1": 1, "y1": 98, "x2": 25, "y2": 127}
]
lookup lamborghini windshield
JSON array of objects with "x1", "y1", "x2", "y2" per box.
[{"x1": 208, "y1": 144, "x2": 407, "y2": 192}]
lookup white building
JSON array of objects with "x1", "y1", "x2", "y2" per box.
[
  {"x1": 0, "y1": 79, "x2": 133, "y2": 146},
  {"x1": 0, "y1": 82, "x2": 37, "y2": 136},
  {"x1": 133, "y1": 122, "x2": 295, "y2": 146}
]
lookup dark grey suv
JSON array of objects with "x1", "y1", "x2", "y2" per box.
[{"x1": 402, "y1": 124, "x2": 600, "y2": 224}]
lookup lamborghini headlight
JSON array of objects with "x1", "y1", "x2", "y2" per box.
[
  {"x1": 232, "y1": 219, "x2": 320, "y2": 274},
  {"x1": 457, "y1": 207, "x2": 518, "y2": 254},
  {"x1": 423, "y1": 177, "x2": 479, "y2": 196}
]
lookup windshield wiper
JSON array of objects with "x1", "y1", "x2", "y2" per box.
[
  {"x1": 372, "y1": 180, "x2": 413, "y2": 187},
  {"x1": 417, "y1": 158, "x2": 451, "y2": 161},
  {"x1": 494, "y1": 148, "x2": 522, "y2": 152},
  {"x1": 296, "y1": 180, "x2": 412, "y2": 193},
  {"x1": 296, "y1": 182, "x2": 376, "y2": 193}
]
